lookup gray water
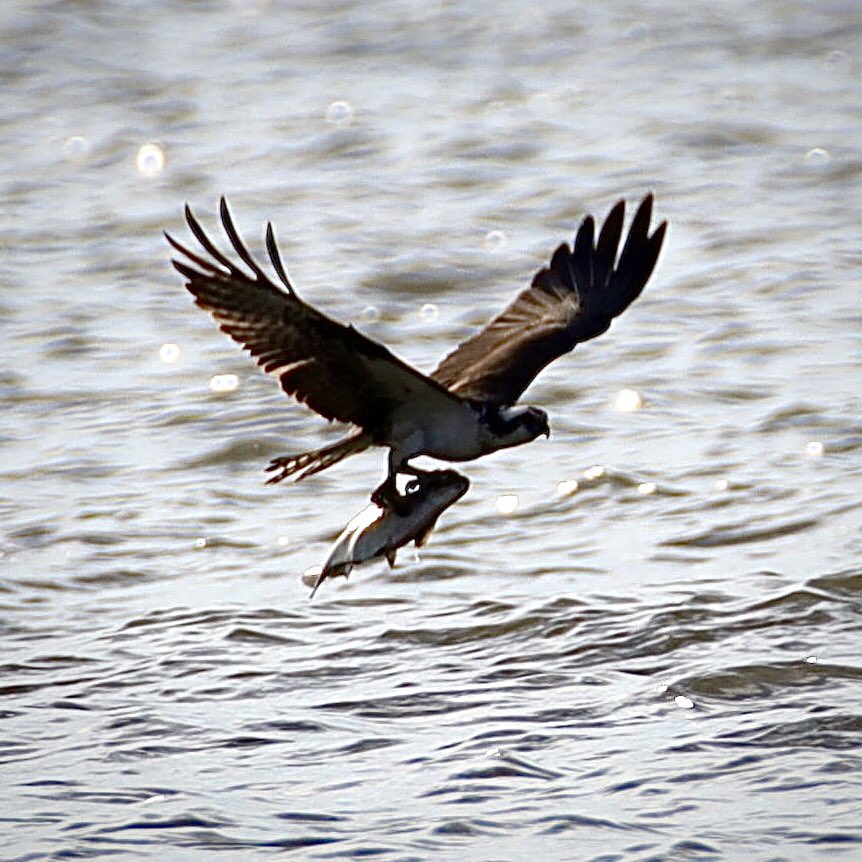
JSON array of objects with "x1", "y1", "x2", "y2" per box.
[{"x1": 2, "y1": 1, "x2": 862, "y2": 859}]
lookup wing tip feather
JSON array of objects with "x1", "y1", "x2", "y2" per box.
[
  {"x1": 429, "y1": 193, "x2": 667, "y2": 403},
  {"x1": 265, "y1": 221, "x2": 297, "y2": 296}
]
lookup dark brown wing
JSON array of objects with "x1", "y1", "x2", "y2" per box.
[
  {"x1": 166, "y1": 198, "x2": 464, "y2": 433},
  {"x1": 430, "y1": 194, "x2": 667, "y2": 405}
]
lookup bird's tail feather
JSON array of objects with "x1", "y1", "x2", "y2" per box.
[{"x1": 265, "y1": 430, "x2": 372, "y2": 485}]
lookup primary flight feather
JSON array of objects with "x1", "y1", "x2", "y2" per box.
[{"x1": 166, "y1": 195, "x2": 666, "y2": 507}]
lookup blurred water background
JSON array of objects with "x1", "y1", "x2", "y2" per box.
[{"x1": 2, "y1": 0, "x2": 861, "y2": 859}]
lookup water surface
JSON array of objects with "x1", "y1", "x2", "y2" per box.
[{"x1": 2, "y1": 1, "x2": 861, "y2": 859}]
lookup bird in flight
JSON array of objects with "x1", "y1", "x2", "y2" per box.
[{"x1": 166, "y1": 195, "x2": 666, "y2": 509}]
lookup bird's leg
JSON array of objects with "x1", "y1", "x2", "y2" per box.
[
  {"x1": 370, "y1": 475, "x2": 400, "y2": 511},
  {"x1": 371, "y1": 452, "x2": 412, "y2": 515}
]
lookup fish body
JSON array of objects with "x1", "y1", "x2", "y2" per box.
[{"x1": 309, "y1": 470, "x2": 469, "y2": 596}]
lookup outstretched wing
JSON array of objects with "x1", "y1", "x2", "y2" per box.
[
  {"x1": 166, "y1": 198, "x2": 464, "y2": 433},
  {"x1": 431, "y1": 194, "x2": 667, "y2": 405}
]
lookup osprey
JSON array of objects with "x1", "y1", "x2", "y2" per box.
[{"x1": 166, "y1": 195, "x2": 666, "y2": 508}]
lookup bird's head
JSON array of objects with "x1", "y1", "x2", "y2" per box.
[
  {"x1": 486, "y1": 405, "x2": 550, "y2": 447},
  {"x1": 518, "y1": 406, "x2": 551, "y2": 441}
]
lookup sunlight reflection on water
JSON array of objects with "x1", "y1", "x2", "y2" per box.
[{"x1": 2, "y1": 0, "x2": 861, "y2": 858}]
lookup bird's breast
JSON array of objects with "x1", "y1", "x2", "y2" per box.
[{"x1": 406, "y1": 401, "x2": 495, "y2": 462}]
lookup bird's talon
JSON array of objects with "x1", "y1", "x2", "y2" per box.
[
  {"x1": 372, "y1": 481, "x2": 412, "y2": 515},
  {"x1": 370, "y1": 487, "x2": 389, "y2": 509}
]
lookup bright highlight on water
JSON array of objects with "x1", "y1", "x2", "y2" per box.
[
  {"x1": 495, "y1": 494, "x2": 519, "y2": 515},
  {"x1": 613, "y1": 387, "x2": 643, "y2": 412},
  {"x1": 158, "y1": 343, "x2": 181, "y2": 364},
  {"x1": 209, "y1": 373, "x2": 239, "y2": 393},
  {"x1": 136, "y1": 142, "x2": 165, "y2": 177}
]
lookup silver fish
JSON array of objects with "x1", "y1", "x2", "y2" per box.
[{"x1": 308, "y1": 469, "x2": 469, "y2": 597}]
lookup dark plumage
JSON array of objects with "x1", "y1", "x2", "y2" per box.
[
  {"x1": 431, "y1": 195, "x2": 666, "y2": 404},
  {"x1": 166, "y1": 195, "x2": 666, "y2": 499},
  {"x1": 166, "y1": 199, "x2": 462, "y2": 436}
]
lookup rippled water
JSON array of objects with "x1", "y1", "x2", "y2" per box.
[{"x1": 2, "y1": 1, "x2": 862, "y2": 859}]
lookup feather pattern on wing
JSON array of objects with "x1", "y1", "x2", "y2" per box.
[
  {"x1": 166, "y1": 198, "x2": 463, "y2": 434},
  {"x1": 430, "y1": 194, "x2": 667, "y2": 405}
]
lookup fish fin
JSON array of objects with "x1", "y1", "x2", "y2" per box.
[
  {"x1": 414, "y1": 514, "x2": 442, "y2": 547},
  {"x1": 385, "y1": 549, "x2": 397, "y2": 567},
  {"x1": 309, "y1": 572, "x2": 325, "y2": 599},
  {"x1": 309, "y1": 564, "x2": 351, "y2": 599}
]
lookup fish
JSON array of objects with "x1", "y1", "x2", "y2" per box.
[{"x1": 306, "y1": 469, "x2": 470, "y2": 597}]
